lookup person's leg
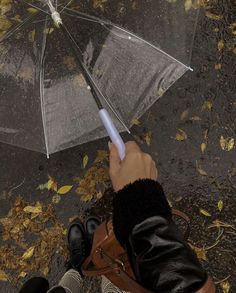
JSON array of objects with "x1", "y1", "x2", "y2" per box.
[
  {"x1": 48, "y1": 269, "x2": 83, "y2": 293},
  {"x1": 101, "y1": 276, "x2": 129, "y2": 293}
]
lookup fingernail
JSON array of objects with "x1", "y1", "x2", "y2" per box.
[{"x1": 108, "y1": 141, "x2": 112, "y2": 150}]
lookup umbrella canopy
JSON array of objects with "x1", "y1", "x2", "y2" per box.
[{"x1": 0, "y1": 0, "x2": 199, "y2": 156}]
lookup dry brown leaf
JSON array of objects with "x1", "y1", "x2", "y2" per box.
[
  {"x1": 83, "y1": 155, "x2": 89, "y2": 168},
  {"x1": 201, "y1": 143, "x2": 207, "y2": 153},
  {"x1": 73, "y1": 74, "x2": 86, "y2": 87},
  {"x1": 220, "y1": 280, "x2": 230, "y2": 293},
  {"x1": 80, "y1": 193, "x2": 93, "y2": 202},
  {"x1": 94, "y1": 150, "x2": 108, "y2": 163},
  {"x1": 43, "y1": 266, "x2": 50, "y2": 276},
  {"x1": 0, "y1": 17, "x2": 12, "y2": 31},
  {"x1": 208, "y1": 220, "x2": 236, "y2": 230},
  {"x1": 189, "y1": 244, "x2": 207, "y2": 261},
  {"x1": 200, "y1": 208, "x2": 211, "y2": 217},
  {"x1": 93, "y1": 0, "x2": 107, "y2": 11},
  {"x1": 96, "y1": 191, "x2": 103, "y2": 199},
  {"x1": 229, "y1": 22, "x2": 236, "y2": 36},
  {"x1": 215, "y1": 63, "x2": 222, "y2": 70},
  {"x1": 57, "y1": 185, "x2": 73, "y2": 195},
  {"x1": 180, "y1": 109, "x2": 189, "y2": 120},
  {"x1": 21, "y1": 246, "x2": 35, "y2": 260},
  {"x1": 205, "y1": 11, "x2": 223, "y2": 20},
  {"x1": 203, "y1": 129, "x2": 209, "y2": 141},
  {"x1": 218, "y1": 200, "x2": 223, "y2": 212},
  {"x1": 176, "y1": 129, "x2": 187, "y2": 141},
  {"x1": 190, "y1": 116, "x2": 201, "y2": 121},
  {"x1": 0, "y1": 270, "x2": 8, "y2": 281},
  {"x1": 69, "y1": 215, "x2": 79, "y2": 223},
  {"x1": 63, "y1": 56, "x2": 76, "y2": 70},
  {"x1": 220, "y1": 136, "x2": 234, "y2": 151}
]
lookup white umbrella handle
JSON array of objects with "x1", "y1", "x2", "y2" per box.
[{"x1": 99, "y1": 109, "x2": 126, "y2": 160}]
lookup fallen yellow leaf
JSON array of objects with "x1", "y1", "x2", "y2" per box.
[
  {"x1": 176, "y1": 129, "x2": 187, "y2": 141},
  {"x1": 217, "y1": 39, "x2": 224, "y2": 51},
  {"x1": 23, "y1": 205, "x2": 42, "y2": 214},
  {"x1": 205, "y1": 11, "x2": 223, "y2": 20},
  {"x1": 57, "y1": 185, "x2": 73, "y2": 195},
  {"x1": 200, "y1": 208, "x2": 211, "y2": 217},
  {"x1": 202, "y1": 100, "x2": 213, "y2": 111},
  {"x1": 185, "y1": 0, "x2": 192, "y2": 11},
  {"x1": 131, "y1": 118, "x2": 141, "y2": 126},
  {"x1": 28, "y1": 29, "x2": 35, "y2": 42},
  {"x1": 22, "y1": 246, "x2": 35, "y2": 260},
  {"x1": 196, "y1": 161, "x2": 208, "y2": 176},
  {"x1": 0, "y1": 270, "x2": 8, "y2": 281},
  {"x1": 220, "y1": 280, "x2": 230, "y2": 293},
  {"x1": 43, "y1": 27, "x2": 54, "y2": 34},
  {"x1": 201, "y1": 143, "x2": 207, "y2": 153},
  {"x1": 47, "y1": 177, "x2": 58, "y2": 192},
  {"x1": 18, "y1": 271, "x2": 27, "y2": 278},
  {"x1": 189, "y1": 244, "x2": 207, "y2": 261},
  {"x1": 143, "y1": 131, "x2": 152, "y2": 146},
  {"x1": 83, "y1": 155, "x2": 89, "y2": 168},
  {"x1": 220, "y1": 136, "x2": 234, "y2": 151},
  {"x1": 27, "y1": 7, "x2": 37, "y2": 13},
  {"x1": 218, "y1": 200, "x2": 223, "y2": 212}
]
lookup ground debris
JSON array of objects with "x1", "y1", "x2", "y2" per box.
[
  {"x1": 0, "y1": 197, "x2": 67, "y2": 284},
  {"x1": 74, "y1": 150, "x2": 110, "y2": 202}
]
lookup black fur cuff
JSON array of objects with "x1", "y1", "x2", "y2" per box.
[{"x1": 112, "y1": 179, "x2": 171, "y2": 247}]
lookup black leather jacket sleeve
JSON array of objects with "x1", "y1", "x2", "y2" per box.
[{"x1": 112, "y1": 179, "x2": 207, "y2": 293}]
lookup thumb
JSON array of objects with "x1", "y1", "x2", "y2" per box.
[{"x1": 109, "y1": 142, "x2": 121, "y2": 175}]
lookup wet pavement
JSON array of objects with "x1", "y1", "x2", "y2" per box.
[{"x1": 0, "y1": 1, "x2": 236, "y2": 292}]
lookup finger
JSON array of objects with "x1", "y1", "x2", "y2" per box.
[
  {"x1": 125, "y1": 141, "x2": 141, "y2": 154},
  {"x1": 109, "y1": 143, "x2": 121, "y2": 175},
  {"x1": 151, "y1": 161, "x2": 158, "y2": 180}
]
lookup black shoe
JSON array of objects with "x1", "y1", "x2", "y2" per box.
[
  {"x1": 84, "y1": 216, "x2": 101, "y2": 248},
  {"x1": 67, "y1": 219, "x2": 89, "y2": 273},
  {"x1": 19, "y1": 277, "x2": 49, "y2": 293}
]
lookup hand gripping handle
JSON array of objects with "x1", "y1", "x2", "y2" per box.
[{"x1": 99, "y1": 109, "x2": 125, "y2": 160}]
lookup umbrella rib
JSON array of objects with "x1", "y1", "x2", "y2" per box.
[
  {"x1": 39, "y1": 17, "x2": 50, "y2": 157},
  {"x1": 59, "y1": 0, "x2": 75, "y2": 13},
  {"x1": 63, "y1": 9, "x2": 192, "y2": 71}
]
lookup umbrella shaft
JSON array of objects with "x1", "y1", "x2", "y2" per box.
[{"x1": 59, "y1": 23, "x2": 103, "y2": 110}]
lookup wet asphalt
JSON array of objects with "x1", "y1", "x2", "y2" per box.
[{"x1": 0, "y1": 1, "x2": 236, "y2": 292}]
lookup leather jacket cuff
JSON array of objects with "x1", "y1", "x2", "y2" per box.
[{"x1": 112, "y1": 179, "x2": 171, "y2": 247}]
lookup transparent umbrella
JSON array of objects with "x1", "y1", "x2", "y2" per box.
[{"x1": 0, "y1": 0, "x2": 199, "y2": 157}]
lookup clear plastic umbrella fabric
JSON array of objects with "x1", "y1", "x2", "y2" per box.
[{"x1": 0, "y1": 0, "x2": 199, "y2": 156}]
